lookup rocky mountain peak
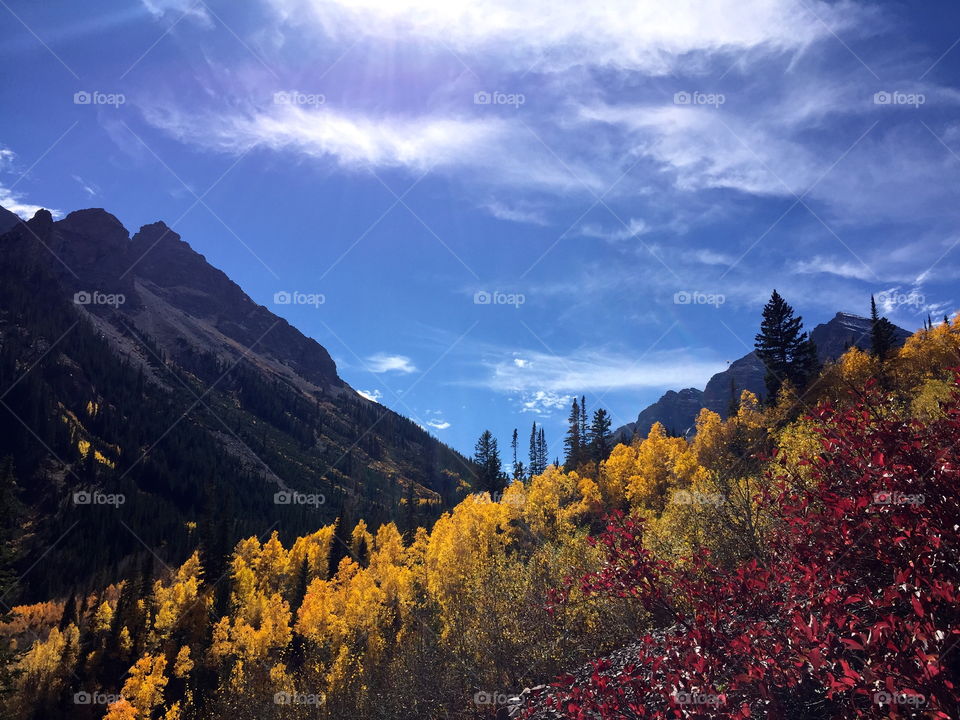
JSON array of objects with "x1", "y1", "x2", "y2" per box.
[{"x1": 614, "y1": 311, "x2": 913, "y2": 443}]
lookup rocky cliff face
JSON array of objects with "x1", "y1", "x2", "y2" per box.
[
  {"x1": 0, "y1": 205, "x2": 20, "y2": 233},
  {"x1": 810, "y1": 311, "x2": 911, "y2": 361},
  {"x1": 613, "y1": 387, "x2": 704, "y2": 442},
  {"x1": 38, "y1": 208, "x2": 342, "y2": 392}
]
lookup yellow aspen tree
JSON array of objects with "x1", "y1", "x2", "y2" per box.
[
  {"x1": 121, "y1": 654, "x2": 168, "y2": 717},
  {"x1": 103, "y1": 697, "x2": 138, "y2": 720}
]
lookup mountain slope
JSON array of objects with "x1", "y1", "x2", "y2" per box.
[
  {"x1": 613, "y1": 312, "x2": 911, "y2": 442},
  {"x1": 0, "y1": 205, "x2": 473, "y2": 599}
]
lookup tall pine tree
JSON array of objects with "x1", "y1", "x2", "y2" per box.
[
  {"x1": 473, "y1": 430, "x2": 505, "y2": 493},
  {"x1": 754, "y1": 290, "x2": 819, "y2": 402},
  {"x1": 537, "y1": 426, "x2": 548, "y2": 474},
  {"x1": 529, "y1": 423, "x2": 539, "y2": 478},
  {"x1": 510, "y1": 428, "x2": 524, "y2": 481},
  {"x1": 588, "y1": 408, "x2": 613, "y2": 463},
  {"x1": 870, "y1": 295, "x2": 897, "y2": 361},
  {"x1": 563, "y1": 397, "x2": 582, "y2": 470}
]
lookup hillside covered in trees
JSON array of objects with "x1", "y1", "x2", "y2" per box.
[
  {"x1": 0, "y1": 208, "x2": 474, "y2": 602},
  {"x1": 2, "y1": 293, "x2": 957, "y2": 719}
]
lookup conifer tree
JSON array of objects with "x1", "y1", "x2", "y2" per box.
[
  {"x1": 510, "y1": 428, "x2": 524, "y2": 481},
  {"x1": 870, "y1": 295, "x2": 897, "y2": 361},
  {"x1": 539, "y1": 427, "x2": 548, "y2": 474},
  {"x1": 528, "y1": 423, "x2": 538, "y2": 478},
  {"x1": 754, "y1": 290, "x2": 819, "y2": 402},
  {"x1": 563, "y1": 398, "x2": 582, "y2": 471},
  {"x1": 588, "y1": 408, "x2": 613, "y2": 463},
  {"x1": 473, "y1": 430, "x2": 505, "y2": 493},
  {"x1": 578, "y1": 396, "x2": 588, "y2": 451}
]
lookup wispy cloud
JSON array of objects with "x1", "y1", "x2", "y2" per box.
[
  {"x1": 479, "y1": 348, "x2": 725, "y2": 393},
  {"x1": 482, "y1": 199, "x2": 549, "y2": 225},
  {"x1": 72, "y1": 175, "x2": 100, "y2": 198},
  {"x1": 366, "y1": 353, "x2": 417, "y2": 374},
  {"x1": 426, "y1": 418, "x2": 451, "y2": 430},
  {"x1": 0, "y1": 185, "x2": 58, "y2": 219},
  {"x1": 579, "y1": 217, "x2": 648, "y2": 241},
  {"x1": 0, "y1": 146, "x2": 60, "y2": 218},
  {"x1": 357, "y1": 388, "x2": 383, "y2": 402},
  {"x1": 140, "y1": 0, "x2": 212, "y2": 26},
  {"x1": 794, "y1": 256, "x2": 875, "y2": 281},
  {"x1": 265, "y1": 0, "x2": 861, "y2": 74}
]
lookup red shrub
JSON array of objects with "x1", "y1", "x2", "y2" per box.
[{"x1": 540, "y1": 379, "x2": 960, "y2": 719}]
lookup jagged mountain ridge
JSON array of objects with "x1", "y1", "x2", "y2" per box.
[
  {"x1": 0, "y1": 205, "x2": 473, "y2": 599},
  {"x1": 614, "y1": 312, "x2": 911, "y2": 442}
]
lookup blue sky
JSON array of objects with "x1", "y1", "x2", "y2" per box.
[{"x1": 1, "y1": 0, "x2": 959, "y2": 460}]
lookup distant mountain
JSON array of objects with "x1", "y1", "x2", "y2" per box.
[
  {"x1": 613, "y1": 312, "x2": 911, "y2": 443},
  {"x1": 612, "y1": 388, "x2": 703, "y2": 443},
  {"x1": 0, "y1": 205, "x2": 473, "y2": 599},
  {"x1": 0, "y1": 205, "x2": 20, "y2": 234},
  {"x1": 810, "y1": 311, "x2": 911, "y2": 361}
]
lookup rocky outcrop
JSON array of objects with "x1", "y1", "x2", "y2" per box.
[
  {"x1": 613, "y1": 388, "x2": 704, "y2": 443},
  {"x1": 702, "y1": 350, "x2": 767, "y2": 417},
  {"x1": 0, "y1": 205, "x2": 21, "y2": 233},
  {"x1": 810, "y1": 311, "x2": 910, "y2": 361},
  {"x1": 12, "y1": 207, "x2": 341, "y2": 392}
]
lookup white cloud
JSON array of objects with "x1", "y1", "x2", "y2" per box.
[
  {"x1": 144, "y1": 103, "x2": 505, "y2": 174},
  {"x1": 0, "y1": 185, "x2": 58, "y2": 219},
  {"x1": 481, "y1": 348, "x2": 726, "y2": 393},
  {"x1": 482, "y1": 199, "x2": 548, "y2": 225},
  {"x1": 0, "y1": 147, "x2": 60, "y2": 219},
  {"x1": 794, "y1": 256, "x2": 875, "y2": 281},
  {"x1": 513, "y1": 357, "x2": 529, "y2": 368},
  {"x1": 520, "y1": 390, "x2": 573, "y2": 416},
  {"x1": 579, "y1": 217, "x2": 649, "y2": 241},
  {"x1": 691, "y1": 249, "x2": 735, "y2": 266},
  {"x1": 357, "y1": 388, "x2": 383, "y2": 402},
  {"x1": 265, "y1": 0, "x2": 860, "y2": 74},
  {"x1": 143, "y1": 102, "x2": 604, "y2": 193},
  {"x1": 426, "y1": 418, "x2": 451, "y2": 430},
  {"x1": 72, "y1": 175, "x2": 100, "y2": 198},
  {"x1": 140, "y1": 0, "x2": 212, "y2": 26},
  {"x1": 367, "y1": 353, "x2": 417, "y2": 374},
  {"x1": 581, "y1": 103, "x2": 819, "y2": 198}
]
